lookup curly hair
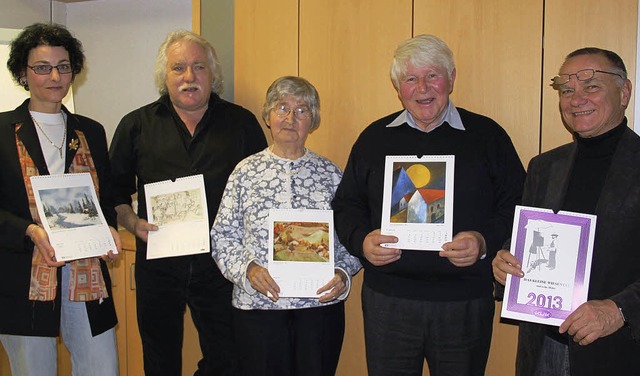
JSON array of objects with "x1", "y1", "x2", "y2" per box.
[
  {"x1": 154, "y1": 30, "x2": 224, "y2": 96},
  {"x1": 7, "y1": 23, "x2": 84, "y2": 91}
]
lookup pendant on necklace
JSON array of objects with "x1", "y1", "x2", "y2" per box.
[{"x1": 30, "y1": 112, "x2": 66, "y2": 160}]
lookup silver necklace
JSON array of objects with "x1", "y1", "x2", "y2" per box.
[{"x1": 31, "y1": 113, "x2": 66, "y2": 159}]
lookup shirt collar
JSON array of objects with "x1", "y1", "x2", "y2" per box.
[{"x1": 385, "y1": 100, "x2": 465, "y2": 132}]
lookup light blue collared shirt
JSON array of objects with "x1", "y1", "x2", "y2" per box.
[{"x1": 385, "y1": 100, "x2": 465, "y2": 133}]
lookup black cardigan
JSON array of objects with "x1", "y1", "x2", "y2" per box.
[
  {"x1": 0, "y1": 99, "x2": 117, "y2": 337},
  {"x1": 332, "y1": 107, "x2": 526, "y2": 301}
]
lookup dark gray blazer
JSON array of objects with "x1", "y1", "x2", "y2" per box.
[{"x1": 516, "y1": 123, "x2": 640, "y2": 376}]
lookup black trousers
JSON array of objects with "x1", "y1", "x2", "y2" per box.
[
  {"x1": 233, "y1": 302, "x2": 345, "y2": 376},
  {"x1": 362, "y1": 284, "x2": 494, "y2": 376},
  {"x1": 135, "y1": 252, "x2": 237, "y2": 376}
]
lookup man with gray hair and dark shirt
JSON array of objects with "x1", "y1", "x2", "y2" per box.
[
  {"x1": 332, "y1": 34, "x2": 525, "y2": 375},
  {"x1": 109, "y1": 30, "x2": 266, "y2": 375}
]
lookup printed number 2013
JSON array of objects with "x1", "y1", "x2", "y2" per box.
[{"x1": 526, "y1": 292, "x2": 563, "y2": 310}]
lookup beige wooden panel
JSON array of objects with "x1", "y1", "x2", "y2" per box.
[
  {"x1": 336, "y1": 273, "x2": 365, "y2": 376},
  {"x1": 489, "y1": 301, "x2": 519, "y2": 375},
  {"x1": 542, "y1": 0, "x2": 638, "y2": 152},
  {"x1": 124, "y1": 249, "x2": 144, "y2": 375},
  {"x1": 0, "y1": 345, "x2": 7, "y2": 374},
  {"x1": 298, "y1": 2, "x2": 411, "y2": 375},
  {"x1": 109, "y1": 257, "x2": 128, "y2": 376},
  {"x1": 192, "y1": 0, "x2": 200, "y2": 34},
  {"x1": 234, "y1": 0, "x2": 299, "y2": 143},
  {"x1": 299, "y1": 0, "x2": 412, "y2": 170},
  {"x1": 414, "y1": 1, "x2": 543, "y2": 375},
  {"x1": 182, "y1": 307, "x2": 202, "y2": 375},
  {"x1": 415, "y1": 0, "x2": 543, "y2": 169},
  {"x1": 120, "y1": 234, "x2": 202, "y2": 376}
]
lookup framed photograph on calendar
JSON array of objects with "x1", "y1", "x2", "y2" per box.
[
  {"x1": 380, "y1": 155, "x2": 454, "y2": 251},
  {"x1": 267, "y1": 209, "x2": 335, "y2": 298},
  {"x1": 30, "y1": 173, "x2": 116, "y2": 262}
]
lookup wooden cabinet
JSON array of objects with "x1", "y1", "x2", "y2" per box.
[
  {"x1": 114, "y1": 229, "x2": 203, "y2": 376},
  {"x1": 111, "y1": 231, "x2": 143, "y2": 376}
]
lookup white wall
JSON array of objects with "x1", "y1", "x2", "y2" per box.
[
  {"x1": 65, "y1": 0, "x2": 191, "y2": 143},
  {"x1": 0, "y1": 1, "x2": 67, "y2": 111},
  {"x1": 0, "y1": 0, "x2": 191, "y2": 143}
]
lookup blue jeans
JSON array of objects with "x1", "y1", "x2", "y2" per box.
[
  {"x1": 0, "y1": 264, "x2": 118, "y2": 376},
  {"x1": 362, "y1": 284, "x2": 494, "y2": 376}
]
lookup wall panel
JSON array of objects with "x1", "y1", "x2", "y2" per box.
[
  {"x1": 542, "y1": 0, "x2": 638, "y2": 152},
  {"x1": 414, "y1": 0, "x2": 544, "y2": 168},
  {"x1": 298, "y1": 2, "x2": 412, "y2": 375},
  {"x1": 299, "y1": 0, "x2": 412, "y2": 170},
  {"x1": 414, "y1": 2, "x2": 543, "y2": 375},
  {"x1": 234, "y1": 0, "x2": 299, "y2": 141}
]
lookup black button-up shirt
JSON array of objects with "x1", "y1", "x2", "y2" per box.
[{"x1": 109, "y1": 93, "x2": 267, "y2": 253}]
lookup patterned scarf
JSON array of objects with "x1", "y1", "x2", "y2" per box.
[{"x1": 16, "y1": 122, "x2": 109, "y2": 302}]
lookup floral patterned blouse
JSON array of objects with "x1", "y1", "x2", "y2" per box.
[{"x1": 211, "y1": 147, "x2": 362, "y2": 310}]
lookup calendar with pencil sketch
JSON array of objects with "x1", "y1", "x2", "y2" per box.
[
  {"x1": 501, "y1": 206, "x2": 596, "y2": 326},
  {"x1": 144, "y1": 174, "x2": 209, "y2": 259},
  {"x1": 30, "y1": 173, "x2": 117, "y2": 261},
  {"x1": 381, "y1": 155, "x2": 455, "y2": 251},
  {"x1": 268, "y1": 209, "x2": 335, "y2": 298}
]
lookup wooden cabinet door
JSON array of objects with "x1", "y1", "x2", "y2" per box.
[
  {"x1": 541, "y1": 0, "x2": 637, "y2": 152},
  {"x1": 109, "y1": 251, "x2": 128, "y2": 376},
  {"x1": 234, "y1": 0, "x2": 298, "y2": 145},
  {"x1": 118, "y1": 230, "x2": 202, "y2": 376},
  {"x1": 0, "y1": 338, "x2": 9, "y2": 373},
  {"x1": 123, "y1": 249, "x2": 145, "y2": 376}
]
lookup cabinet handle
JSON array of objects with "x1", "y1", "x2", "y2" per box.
[
  {"x1": 129, "y1": 262, "x2": 136, "y2": 291},
  {"x1": 108, "y1": 262, "x2": 118, "y2": 287}
]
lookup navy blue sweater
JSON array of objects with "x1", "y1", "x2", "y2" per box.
[{"x1": 332, "y1": 108, "x2": 525, "y2": 301}]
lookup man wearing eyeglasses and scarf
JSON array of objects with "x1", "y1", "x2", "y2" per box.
[{"x1": 493, "y1": 48, "x2": 640, "y2": 376}]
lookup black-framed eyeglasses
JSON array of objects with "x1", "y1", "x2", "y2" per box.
[
  {"x1": 551, "y1": 68, "x2": 623, "y2": 86},
  {"x1": 272, "y1": 104, "x2": 311, "y2": 120},
  {"x1": 27, "y1": 64, "x2": 73, "y2": 75}
]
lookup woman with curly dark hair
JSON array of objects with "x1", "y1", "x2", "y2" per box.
[{"x1": 0, "y1": 23, "x2": 120, "y2": 376}]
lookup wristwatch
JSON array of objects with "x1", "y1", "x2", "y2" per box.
[{"x1": 617, "y1": 304, "x2": 629, "y2": 327}]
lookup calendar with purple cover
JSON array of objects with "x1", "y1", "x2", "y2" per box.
[{"x1": 501, "y1": 206, "x2": 596, "y2": 326}]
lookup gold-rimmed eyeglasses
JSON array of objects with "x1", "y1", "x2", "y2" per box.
[
  {"x1": 27, "y1": 64, "x2": 73, "y2": 75},
  {"x1": 551, "y1": 68, "x2": 624, "y2": 86},
  {"x1": 272, "y1": 104, "x2": 311, "y2": 120}
]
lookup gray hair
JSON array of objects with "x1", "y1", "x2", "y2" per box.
[
  {"x1": 154, "y1": 30, "x2": 223, "y2": 95},
  {"x1": 390, "y1": 34, "x2": 455, "y2": 90},
  {"x1": 564, "y1": 47, "x2": 628, "y2": 87},
  {"x1": 262, "y1": 76, "x2": 321, "y2": 131}
]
